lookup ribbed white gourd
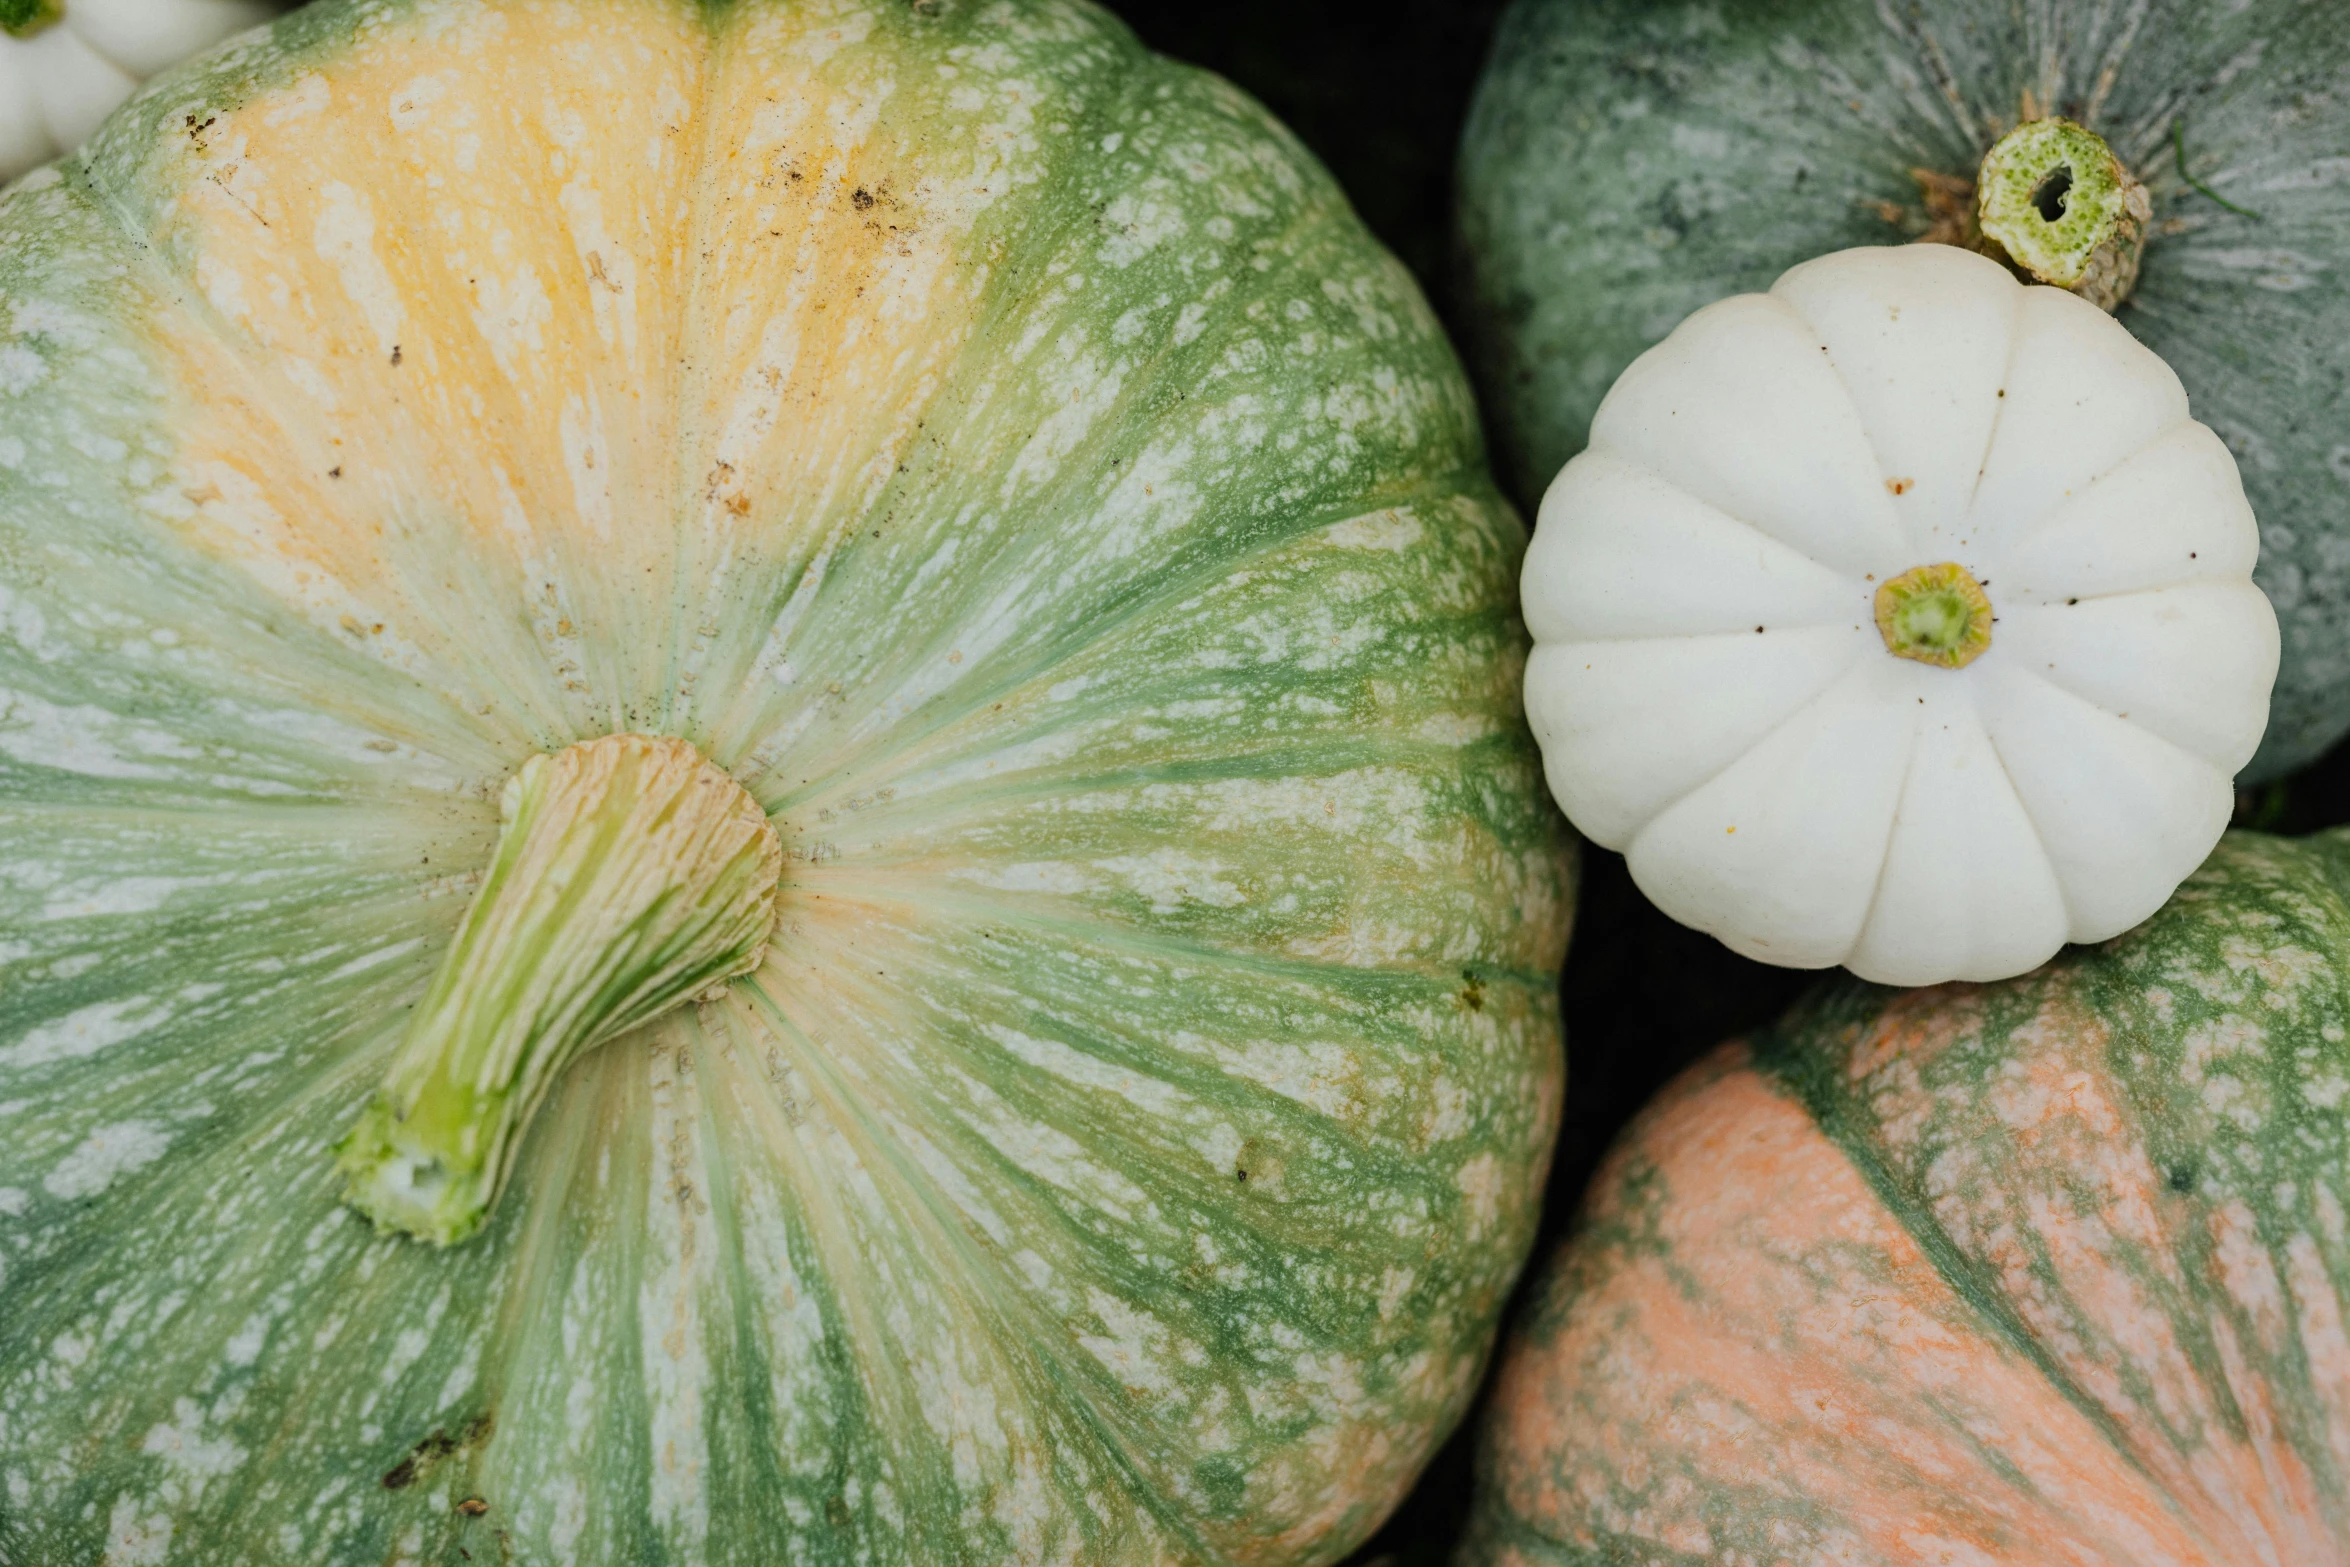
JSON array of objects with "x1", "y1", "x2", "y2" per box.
[{"x1": 1521, "y1": 244, "x2": 2280, "y2": 987}]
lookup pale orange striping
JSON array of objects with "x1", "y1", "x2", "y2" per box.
[
  {"x1": 1855, "y1": 990, "x2": 2343, "y2": 1562},
  {"x1": 126, "y1": 0, "x2": 998, "y2": 741},
  {"x1": 1487, "y1": 1047, "x2": 2225, "y2": 1565}
]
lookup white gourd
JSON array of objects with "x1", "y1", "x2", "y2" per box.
[
  {"x1": 1521, "y1": 244, "x2": 2281, "y2": 987},
  {"x1": 0, "y1": 0, "x2": 274, "y2": 181}
]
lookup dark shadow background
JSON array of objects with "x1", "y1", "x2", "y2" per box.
[{"x1": 1099, "y1": 2, "x2": 2350, "y2": 1560}]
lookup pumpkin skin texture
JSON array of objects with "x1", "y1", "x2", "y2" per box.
[
  {"x1": 0, "y1": 1, "x2": 1573, "y2": 1562},
  {"x1": 1463, "y1": 830, "x2": 2350, "y2": 1566},
  {"x1": 1457, "y1": 0, "x2": 2350, "y2": 780},
  {"x1": 0, "y1": 0, "x2": 279, "y2": 180},
  {"x1": 1523, "y1": 243, "x2": 2278, "y2": 987}
]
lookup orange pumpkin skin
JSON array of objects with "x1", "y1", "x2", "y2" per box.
[{"x1": 1466, "y1": 831, "x2": 2350, "y2": 1565}]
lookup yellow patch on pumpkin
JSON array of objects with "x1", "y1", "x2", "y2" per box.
[{"x1": 133, "y1": 0, "x2": 1002, "y2": 736}]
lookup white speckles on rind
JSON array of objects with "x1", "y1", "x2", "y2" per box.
[
  {"x1": 0, "y1": 689, "x2": 191, "y2": 780},
  {"x1": 546, "y1": 1471, "x2": 588, "y2": 1560},
  {"x1": 1375, "y1": 1266, "x2": 1416, "y2": 1320},
  {"x1": 141, "y1": 462, "x2": 439, "y2": 683},
  {"x1": 948, "y1": 1065, "x2": 1154, "y2": 1221},
  {"x1": 261, "y1": 73, "x2": 332, "y2": 127},
  {"x1": 380, "y1": 1327, "x2": 432, "y2": 1391},
  {"x1": 195, "y1": 253, "x2": 255, "y2": 326},
  {"x1": 641, "y1": 1044, "x2": 714, "y2": 1556},
  {"x1": 1667, "y1": 122, "x2": 1731, "y2": 159},
  {"x1": 1096, "y1": 191, "x2": 1187, "y2": 268},
  {"x1": 141, "y1": 1399, "x2": 245, "y2": 1483},
  {"x1": 2285, "y1": 1231, "x2": 2350, "y2": 1476},
  {"x1": 0, "y1": 344, "x2": 47, "y2": 396},
  {"x1": 986, "y1": 1023, "x2": 1211, "y2": 1131},
  {"x1": 476, "y1": 263, "x2": 555, "y2": 383},
  {"x1": 103, "y1": 1496, "x2": 174, "y2": 1566},
  {"x1": 557, "y1": 178, "x2": 642, "y2": 368},
  {"x1": 41, "y1": 876, "x2": 191, "y2": 922},
  {"x1": 386, "y1": 73, "x2": 448, "y2": 134},
  {"x1": 222, "y1": 1314, "x2": 269, "y2": 1368},
  {"x1": 310, "y1": 181, "x2": 404, "y2": 359},
  {"x1": 1, "y1": 997, "x2": 172, "y2": 1074},
  {"x1": 1454, "y1": 1152, "x2": 1503, "y2": 1235},
  {"x1": 42, "y1": 1120, "x2": 172, "y2": 1200},
  {"x1": 2174, "y1": 246, "x2": 2330, "y2": 294},
  {"x1": 1180, "y1": 1030, "x2": 1375, "y2": 1128},
  {"x1": 1077, "y1": 1288, "x2": 1178, "y2": 1397},
  {"x1": 1414, "y1": 712, "x2": 1499, "y2": 746},
  {"x1": 420, "y1": 1330, "x2": 483, "y2": 1417},
  {"x1": 1001, "y1": 349, "x2": 1128, "y2": 494},
  {"x1": 1323, "y1": 508, "x2": 1425, "y2": 553},
  {"x1": 323, "y1": 937, "x2": 424, "y2": 981},
  {"x1": 949, "y1": 860, "x2": 1098, "y2": 896},
  {"x1": 1091, "y1": 849, "x2": 1247, "y2": 912},
  {"x1": 1422, "y1": 1075, "x2": 1473, "y2": 1145}
]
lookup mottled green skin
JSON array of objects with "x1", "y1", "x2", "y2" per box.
[
  {"x1": 1457, "y1": 0, "x2": 2350, "y2": 778},
  {"x1": 1465, "y1": 830, "x2": 2350, "y2": 1563},
  {"x1": 0, "y1": 2, "x2": 1572, "y2": 1562}
]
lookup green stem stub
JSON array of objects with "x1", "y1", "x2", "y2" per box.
[
  {"x1": 1875, "y1": 562, "x2": 1994, "y2": 669},
  {"x1": 0, "y1": 0, "x2": 64, "y2": 39},
  {"x1": 1975, "y1": 117, "x2": 2150, "y2": 312},
  {"x1": 336, "y1": 735, "x2": 783, "y2": 1246}
]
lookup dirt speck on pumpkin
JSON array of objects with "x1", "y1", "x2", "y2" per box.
[{"x1": 382, "y1": 1410, "x2": 495, "y2": 1491}]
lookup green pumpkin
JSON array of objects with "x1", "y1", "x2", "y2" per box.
[
  {"x1": 1456, "y1": 0, "x2": 2350, "y2": 779},
  {"x1": 0, "y1": 1, "x2": 1572, "y2": 1561},
  {"x1": 1465, "y1": 828, "x2": 2350, "y2": 1564}
]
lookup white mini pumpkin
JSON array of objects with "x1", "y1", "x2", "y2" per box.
[
  {"x1": 0, "y1": 0, "x2": 273, "y2": 181},
  {"x1": 1522, "y1": 244, "x2": 2280, "y2": 987}
]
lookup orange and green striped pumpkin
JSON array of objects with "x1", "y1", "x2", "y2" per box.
[{"x1": 1468, "y1": 830, "x2": 2350, "y2": 1565}]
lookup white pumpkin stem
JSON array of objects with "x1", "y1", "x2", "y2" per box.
[
  {"x1": 335, "y1": 735, "x2": 782, "y2": 1246},
  {"x1": 1974, "y1": 118, "x2": 2150, "y2": 312},
  {"x1": 0, "y1": 0, "x2": 63, "y2": 39}
]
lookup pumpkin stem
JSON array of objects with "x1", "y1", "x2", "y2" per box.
[
  {"x1": 1875, "y1": 563, "x2": 1994, "y2": 669},
  {"x1": 335, "y1": 735, "x2": 782, "y2": 1246},
  {"x1": 0, "y1": 0, "x2": 64, "y2": 39},
  {"x1": 1974, "y1": 118, "x2": 2150, "y2": 312}
]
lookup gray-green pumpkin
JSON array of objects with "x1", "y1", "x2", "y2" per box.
[
  {"x1": 0, "y1": 0, "x2": 1572, "y2": 1561},
  {"x1": 1457, "y1": 0, "x2": 2350, "y2": 779}
]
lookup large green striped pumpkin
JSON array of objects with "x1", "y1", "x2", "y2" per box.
[
  {"x1": 1467, "y1": 830, "x2": 2350, "y2": 1565},
  {"x1": 1456, "y1": 0, "x2": 2350, "y2": 779},
  {"x1": 0, "y1": 1, "x2": 1572, "y2": 1561}
]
